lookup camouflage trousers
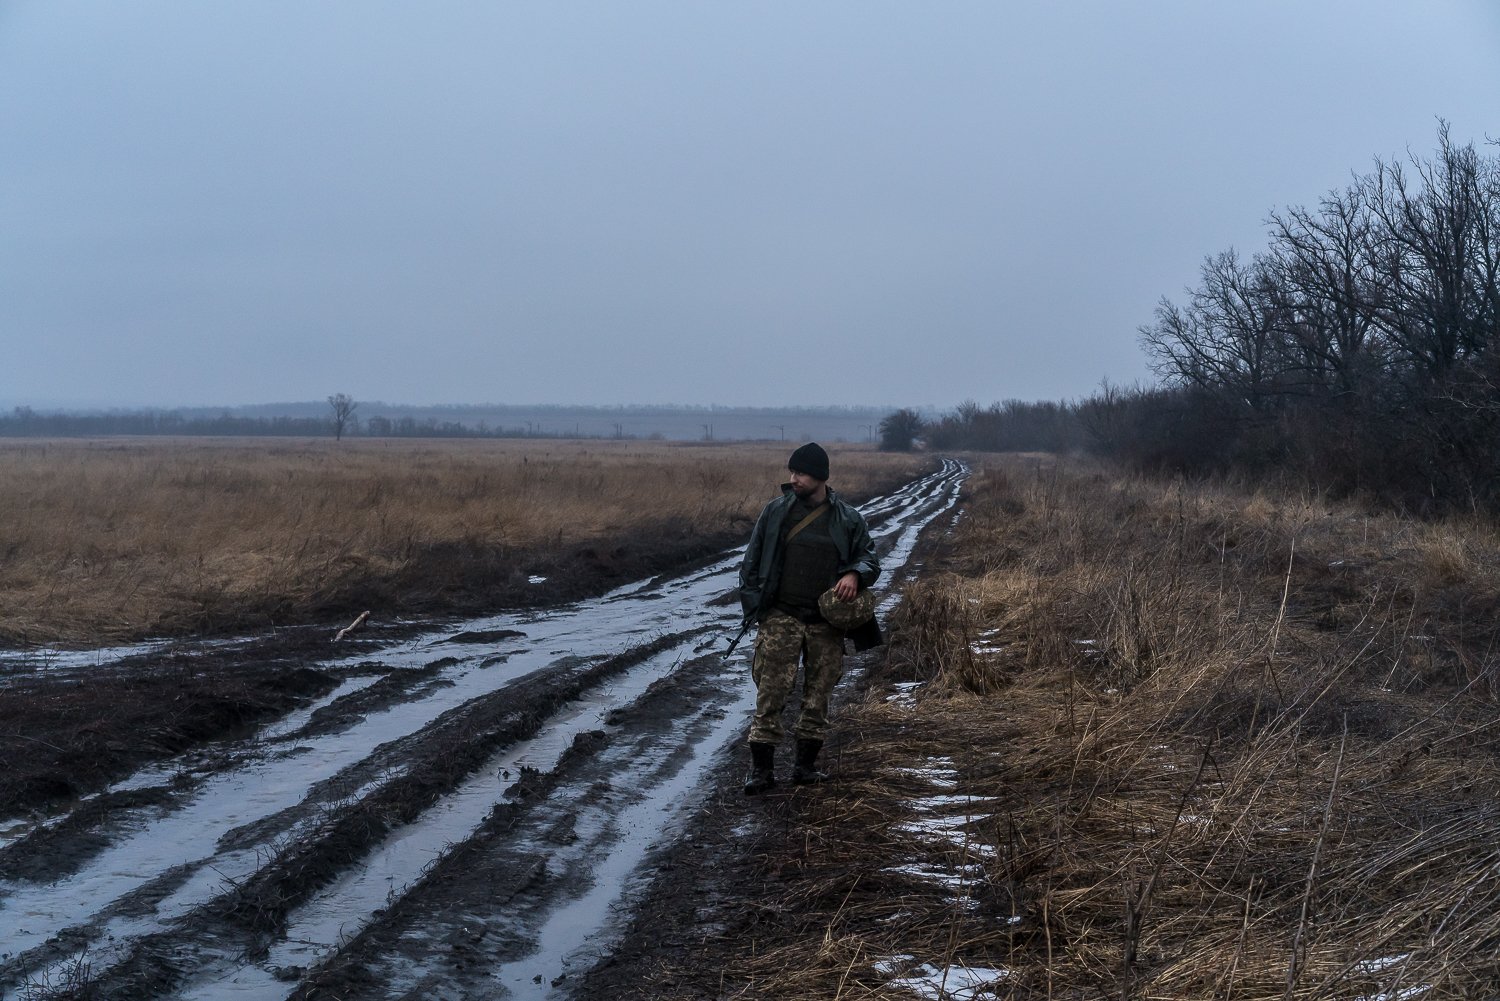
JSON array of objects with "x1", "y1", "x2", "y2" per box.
[{"x1": 749, "y1": 610, "x2": 845, "y2": 745}]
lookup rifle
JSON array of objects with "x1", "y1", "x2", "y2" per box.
[{"x1": 724, "y1": 617, "x2": 754, "y2": 658}]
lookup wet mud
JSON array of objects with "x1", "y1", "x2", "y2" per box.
[{"x1": 0, "y1": 460, "x2": 967, "y2": 1000}]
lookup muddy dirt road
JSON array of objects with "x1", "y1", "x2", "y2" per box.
[{"x1": 0, "y1": 460, "x2": 966, "y2": 1000}]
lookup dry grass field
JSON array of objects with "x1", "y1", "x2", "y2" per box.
[
  {"x1": 652, "y1": 455, "x2": 1500, "y2": 1000},
  {"x1": 0, "y1": 437, "x2": 932, "y2": 647}
]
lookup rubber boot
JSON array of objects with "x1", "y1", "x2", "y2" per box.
[
  {"x1": 792, "y1": 738, "x2": 829, "y2": 784},
  {"x1": 743, "y1": 741, "x2": 777, "y2": 795}
]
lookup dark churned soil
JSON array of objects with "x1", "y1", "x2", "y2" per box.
[
  {"x1": 0, "y1": 460, "x2": 971, "y2": 1000},
  {"x1": 569, "y1": 656, "x2": 895, "y2": 1001},
  {"x1": 0, "y1": 530, "x2": 744, "y2": 827}
]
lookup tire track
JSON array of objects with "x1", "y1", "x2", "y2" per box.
[{"x1": 0, "y1": 460, "x2": 967, "y2": 1000}]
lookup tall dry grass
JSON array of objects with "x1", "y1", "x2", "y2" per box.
[
  {"x1": 720, "y1": 455, "x2": 1500, "y2": 1000},
  {"x1": 0, "y1": 437, "x2": 931, "y2": 646}
]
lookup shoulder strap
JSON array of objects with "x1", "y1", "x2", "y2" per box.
[{"x1": 785, "y1": 502, "x2": 829, "y2": 542}]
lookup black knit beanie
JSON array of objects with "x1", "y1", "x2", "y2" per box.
[{"x1": 788, "y1": 442, "x2": 830, "y2": 481}]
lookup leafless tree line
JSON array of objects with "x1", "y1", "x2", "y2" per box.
[
  {"x1": 915, "y1": 126, "x2": 1500, "y2": 514},
  {"x1": 924, "y1": 398, "x2": 1075, "y2": 453},
  {"x1": 1143, "y1": 123, "x2": 1498, "y2": 406},
  {"x1": 1130, "y1": 123, "x2": 1500, "y2": 512}
]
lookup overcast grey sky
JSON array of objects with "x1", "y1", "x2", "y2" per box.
[{"x1": 2, "y1": 2, "x2": 1496, "y2": 410}]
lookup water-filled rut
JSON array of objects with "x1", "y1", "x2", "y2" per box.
[{"x1": 0, "y1": 460, "x2": 967, "y2": 1000}]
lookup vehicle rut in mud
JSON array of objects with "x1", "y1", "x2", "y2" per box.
[{"x1": 0, "y1": 459, "x2": 966, "y2": 1000}]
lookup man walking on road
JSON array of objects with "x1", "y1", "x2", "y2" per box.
[{"x1": 737, "y1": 442, "x2": 881, "y2": 795}]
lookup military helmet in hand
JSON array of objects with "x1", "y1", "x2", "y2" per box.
[{"x1": 818, "y1": 587, "x2": 876, "y2": 630}]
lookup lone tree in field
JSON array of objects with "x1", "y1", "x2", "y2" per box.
[
  {"x1": 879, "y1": 408, "x2": 924, "y2": 451},
  {"x1": 328, "y1": 393, "x2": 358, "y2": 441}
]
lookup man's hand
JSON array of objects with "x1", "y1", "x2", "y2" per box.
[{"x1": 833, "y1": 571, "x2": 859, "y2": 602}]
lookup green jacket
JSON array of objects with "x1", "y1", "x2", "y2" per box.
[{"x1": 739, "y1": 485, "x2": 882, "y2": 636}]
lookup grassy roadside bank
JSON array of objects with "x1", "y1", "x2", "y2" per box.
[
  {"x1": 640, "y1": 455, "x2": 1500, "y2": 999},
  {"x1": 0, "y1": 438, "x2": 932, "y2": 647}
]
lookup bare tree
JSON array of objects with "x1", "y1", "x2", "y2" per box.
[
  {"x1": 328, "y1": 393, "x2": 358, "y2": 441},
  {"x1": 1267, "y1": 182, "x2": 1382, "y2": 399},
  {"x1": 1366, "y1": 122, "x2": 1497, "y2": 379},
  {"x1": 1126, "y1": 124, "x2": 1500, "y2": 510},
  {"x1": 1139, "y1": 250, "x2": 1290, "y2": 412}
]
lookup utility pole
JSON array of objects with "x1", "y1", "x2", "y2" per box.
[
  {"x1": 702, "y1": 423, "x2": 713, "y2": 442},
  {"x1": 771, "y1": 424, "x2": 785, "y2": 441},
  {"x1": 859, "y1": 423, "x2": 874, "y2": 443}
]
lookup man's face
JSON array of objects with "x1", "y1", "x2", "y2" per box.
[{"x1": 789, "y1": 469, "x2": 825, "y2": 498}]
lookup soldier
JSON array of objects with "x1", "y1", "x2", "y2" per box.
[{"x1": 737, "y1": 442, "x2": 881, "y2": 794}]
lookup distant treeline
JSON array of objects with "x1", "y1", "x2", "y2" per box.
[
  {"x1": 0, "y1": 408, "x2": 335, "y2": 438},
  {"x1": 219, "y1": 401, "x2": 888, "y2": 420},
  {"x1": 917, "y1": 125, "x2": 1500, "y2": 516},
  {"x1": 0, "y1": 402, "x2": 896, "y2": 441},
  {"x1": 0, "y1": 407, "x2": 580, "y2": 439}
]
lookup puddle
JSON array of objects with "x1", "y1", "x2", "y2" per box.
[
  {"x1": 886, "y1": 681, "x2": 926, "y2": 709},
  {"x1": 883, "y1": 861, "x2": 984, "y2": 889},
  {"x1": 894, "y1": 814, "x2": 984, "y2": 839},
  {"x1": 488, "y1": 676, "x2": 758, "y2": 998},
  {"x1": 913, "y1": 794, "x2": 998, "y2": 811},
  {"x1": 889, "y1": 768, "x2": 956, "y2": 790},
  {"x1": 885, "y1": 961, "x2": 1011, "y2": 1000},
  {"x1": 176, "y1": 640, "x2": 718, "y2": 1000}
]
